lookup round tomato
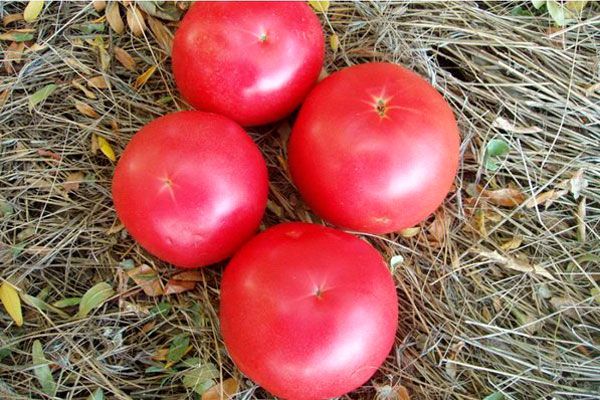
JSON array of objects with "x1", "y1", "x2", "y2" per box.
[
  {"x1": 288, "y1": 62, "x2": 460, "y2": 234},
  {"x1": 172, "y1": 2, "x2": 324, "y2": 126},
  {"x1": 112, "y1": 111, "x2": 268, "y2": 269},
  {"x1": 220, "y1": 222, "x2": 398, "y2": 399}
]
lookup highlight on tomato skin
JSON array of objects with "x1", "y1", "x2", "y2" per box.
[
  {"x1": 288, "y1": 62, "x2": 461, "y2": 234},
  {"x1": 111, "y1": 111, "x2": 269, "y2": 269},
  {"x1": 172, "y1": 1, "x2": 325, "y2": 127},
  {"x1": 220, "y1": 222, "x2": 398, "y2": 400}
]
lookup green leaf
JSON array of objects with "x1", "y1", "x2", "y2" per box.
[
  {"x1": 119, "y1": 259, "x2": 135, "y2": 270},
  {"x1": 0, "y1": 347, "x2": 12, "y2": 362},
  {"x1": 511, "y1": 6, "x2": 533, "y2": 16},
  {"x1": 591, "y1": 287, "x2": 600, "y2": 304},
  {"x1": 531, "y1": 0, "x2": 546, "y2": 9},
  {"x1": 484, "y1": 139, "x2": 510, "y2": 171},
  {"x1": 52, "y1": 297, "x2": 81, "y2": 308},
  {"x1": 77, "y1": 282, "x2": 114, "y2": 318},
  {"x1": 0, "y1": 200, "x2": 14, "y2": 217},
  {"x1": 87, "y1": 387, "x2": 105, "y2": 400},
  {"x1": 482, "y1": 391, "x2": 505, "y2": 400},
  {"x1": 0, "y1": 31, "x2": 34, "y2": 42},
  {"x1": 309, "y1": 0, "x2": 329, "y2": 13},
  {"x1": 150, "y1": 301, "x2": 171, "y2": 317},
  {"x1": 145, "y1": 365, "x2": 166, "y2": 373},
  {"x1": 547, "y1": 0, "x2": 570, "y2": 26},
  {"x1": 28, "y1": 84, "x2": 57, "y2": 111},
  {"x1": 20, "y1": 293, "x2": 70, "y2": 319},
  {"x1": 167, "y1": 334, "x2": 189, "y2": 363},
  {"x1": 32, "y1": 340, "x2": 56, "y2": 396},
  {"x1": 182, "y1": 363, "x2": 219, "y2": 395},
  {"x1": 179, "y1": 357, "x2": 201, "y2": 368},
  {"x1": 78, "y1": 23, "x2": 105, "y2": 34}
]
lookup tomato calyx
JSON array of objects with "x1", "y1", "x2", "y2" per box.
[{"x1": 375, "y1": 98, "x2": 387, "y2": 117}]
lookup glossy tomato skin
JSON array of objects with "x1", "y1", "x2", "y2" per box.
[
  {"x1": 288, "y1": 62, "x2": 460, "y2": 234},
  {"x1": 172, "y1": 2, "x2": 324, "y2": 126},
  {"x1": 220, "y1": 222, "x2": 398, "y2": 400},
  {"x1": 112, "y1": 111, "x2": 268, "y2": 269}
]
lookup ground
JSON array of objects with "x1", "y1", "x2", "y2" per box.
[{"x1": 0, "y1": 1, "x2": 599, "y2": 400}]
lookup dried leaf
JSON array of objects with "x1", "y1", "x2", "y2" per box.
[
  {"x1": 126, "y1": 5, "x2": 146, "y2": 37},
  {"x1": 171, "y1": 270, "x2": 204, "y2": 282},
  {"x1": 134, "y1": 65, "x2": 157, "y2": 89},
  {"x1": 152, "y1": 348, "x2": 169, "y2": 361},
  {"x1": 77, "y1": 282, "x2": 115, "y2": 318},
  {"x1": 75, "y1": 101, "x2": 100, "y2": 118},
  {"x1": 28, "y1": 83, "x2": 57, "y2": 110},
  {"x1": 475, "y1": 248, "x2": 554, "y2": 280},
  {"x1": 137, "y1": 1, "x2": 183, "y2": 21},
  {"x1": 399, "y1": 227, "x2": 420, "y2": 238},
  {"x1": 202, "y1": 378, "x2": 239, "y2": 400},
  {"x1": 3, "y1": 13, "x2": 24, "y2": 26},
  {"x1": 114, "y1": 46, "x2": 136, "y2": 71},
  {"x1": 63, "y1": 171, "x2": 85, "y2": 193},
  {"x1": 97, "y1": 135, "x2": 116, "y2": 161},
  {"x1": 0, "y1": 30, "x2": 34, "y2": 42},
  {"x1": 24, "y1": 0, "x2": 45, "y2": 23},
  {"x1": 92, "y1": 1, "x2": 107, "y2": 12},
  {"x1": 500, "y1": 235, "x2": 523, "y2": 251},
  {"x1": 32, "y1": 340, "x2": 56, "y2": 396},
  {"x1": 127, "y1": 264, "x2": 163, "y2": 296},
  {"x1": 87, "y1": 75, "x2": 110, "y2": 89},
  {"x1": 4, "y1": 41, "x2": 25, "y2": 74},
  {"x1": 72, "y1": 79, "x2": 97, "y2": 99},
  {"x1": 0, "y1": 282, "x2": 23, "y2": 326},
  {"x1": 428, "y1": 211, "x2": 450, "y2": 243},
  {"x1": 106, "y1": 222, "x2": 124, "y2": 235},
  {"x1": 329, "y1": 33, "x2": 339, "y2": 52},
  {"x1": 37, "y1": 149, "x2": 61, "y2": 161},
  {"x1": 395, "y1": 385, "x2": 411, "y2": 400},
  {"x1": 492, "y1": 116, "x2": 541, "y2": 134},
  {"x1": 165, "y1": 279, "x2": 196, "y2": 295},
  {"x1": 309, "y1": 0, "x2": 330, "y2": 13},
  {"x1": 91, "y1": 134, "x2": 99, "y2": 154},
  {"x1": 525, "y1": 189, "x2": 566, "y2": 208},
  {"x1": 561, "y1": 169, "x2": 588, "y2": 200},
  {"x1": 65, "y1": 57, "x2": 92, "y2": 74},
  {"x1": 549, "y1": 296, "x2": 577, "y2": 317},
  {"x1": 479, "y1": 186, "x2": 525, "y2": 207},
  {"x1": 106, "y1": 2, "x2": 125, "y2": 34},
  {"x1": 0, "y1": 89, "x2": 9, "y2": 108},
  {"x1": 147, "y1": 15, "x2": 173, "y2": 55}
]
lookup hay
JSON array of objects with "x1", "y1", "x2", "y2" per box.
[{"x1": 1, "y1": 1, "x2": 599, "y2": 399}]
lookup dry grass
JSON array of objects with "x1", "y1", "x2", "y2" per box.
[{"x1": 1, "y1": 1, "x2": 599, "y2": 399}]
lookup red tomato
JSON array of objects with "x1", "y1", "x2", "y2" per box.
[
  {"x1": 172, "y1": 2, "x2": 324, "y2": 126},
  {"x1": 220, "y1": 222, "x2": 398, "y2": 399},
  {"x1": 112, "y1": 111, "x2": 268, "y2": 269},
  {"x1": 288, "y1": 62, "x2": 460, "y2": 234}
]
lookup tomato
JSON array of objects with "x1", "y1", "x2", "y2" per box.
[
  {"x1": 288, "y1": 62, "x2": 460, "y2": 234},
  {"x1": 220, "y1": 222, "x2": 398, "y2": 399},
  {"x1": 172, "y1": 2, "x2": 324, "y2": 126},
  {"x1": 112, "y1": 111, "x2": 268, "y2": 269}
]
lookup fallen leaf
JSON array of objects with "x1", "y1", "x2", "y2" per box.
[
  {"x1": 87, "y1": 388, "x2": 105, "y2": 400},
  {"x1": 0, "y1": 282, "x2": 23, "y2": 326},
  {"x1": 134, "y1": 65, "x2": 157, "y2": 89},
  {"x1": 0, "y1": 89, "x2": 9, "y2": 108},
  {"x1": 511, "y1": 308, "x2": 541, "y2": 335},
  {"x1": 25, "y1": 42, "x2": 47, "y2": 53},
  {"x1": 77, "y1": 22, "x2": 105, "y2": 34},
  {"x1": 549, "y1": 296, "x2": 577, "y2": 317},
  {"x1": 63, "y1": 171, "x2": 85, "y2": 193},
  {"x1": 474, "y1": 248, "x2": 554, "y2": 280},
  {"x1": 105, "y1": 222, "x2": 124, "y2": 235},
  {"x1": 137, "y1": 1, "x2": 183, "y2": 21},
  {"x1": 395, "y1": 385, "x2": 410, "y2": 400},
  {"x1": 28, "y1": 83, "x2": 57, "y2": 110},
  {"x1": 167, "y1": 333, "x2": 191, "y2": 364},
  {"x1": 24, "y1": 0, "x2": 45, "y2": 23},
  {"x1": 428, "y1": 211, "x2": 450, "y2": 243},
  {"x1": 72, "y1": 79, "x2": 97, "y2": 99},
  {"x1": 493, "y1": 116, "x2": 541, "y2": 134},
  {"x1": 37, "y1": 149, "x2": 61, "y2": 161},
  {"x1": 77, "y1": 282, "x2": 115, "y2": 318},
  {"x1": 566, "y1": 0, "x2": 589, "y2": 12},
  {"x1": 147, "y1": 15, "x2": 173, "y2": 55},
  {"x1": 75, "y1": 101, "x2": 100, "y2": 118},
  {"x1": 525, "y1": 189, "x2": 567, "y2": 208},
  {"x1": 399, "y1": 226, "x2": 420, "y2": 238},
  {"x1": 92, "y1": 1, "x2": 106, "y2": 12},
  {"x1": 591, "y1": 287, "x2": 600, "y2": 304},
  {"x1": 479, "y1": 186, "x2": 525, "y2": 207},
  {"x1": 0, "y1": 30, "x2": 34, "y2": 42},
  {"x1": 32, "y1": 340, "x2": 56, "y2": 396},
  {"x1": 126, "y1": 5, "x2": 146, "y2": 37},
  {"x1": 164, "y1": 279, "x2": 196, "y2": 295},
  {"x1": 127, "y1": 264, "x2": 163, "y2": 296},
  {"x1": 106, "y1": 2, "x2": 124, "y2": 34},
  {"x1": 482, "y1": 391, "x2": 505, "y2": 400},
  {"x1": 51, "y1": 297, "x2": 81, "y2": 308},
  {"x1": 389, "y1": 255, "x2": 404, "y2": 271},
  {"x1": 97, "y1": 136, "x2": 116, "y2": 161},
  {"x1": 65, "y1": 57, "x2": 92, "y2": 74},
  {"x1": 114, "y1": 46, "x2": 136, "y2": 71},
  {"x1": 500, "y1": 235, "x2": 523, "y2": 251},
  {"x1": 87, "y1": 75, "x2": 109, "y2": 89},
  {"x1": 309, "y1": 0, "x2": 330, "y2": 13},
  {"x1": 91, "y1": 133, "x2": 99, "y2": 154},
  {"x1": 329, "y1": 33, "x2": 339, "y2": 52},
  {"x1": 562, "y1": 169, "x2": 588, "y2": 200},
  {"x1": 171, "y1": 270, "x2": 204, "y2": 282},
  {"x1": 4, "y1": 41, "x2": 25, "y2": 74},
  {"x1": 484, "y1": 138, "x2": 510, "y2": 171},
  {"x1": 152, "y1": 348, "x2": 169, "y2": 361},
  {"x1": 91, "y1": 36, "x2": 111, "y2": 71},
  {"x1": 547, "y1": 0, "x2": 571, "y2": 27},
  {"x1": 3, "y1": 13, "x2": 24, "y2": 26},
  {"x1": 202, "y1": 378, "x2": 239, "y2": 400},
  {"x1": 182, "y1": 364, "x2": 219, "y2": 395}
]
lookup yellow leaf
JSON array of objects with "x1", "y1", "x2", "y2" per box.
[
  {"x1": 309, "y1": 0, "x2": 329, "y2": 13},
  {"x1": 3, "y1": 13, "x2": 24, "y2": 26},
  {"x1": 202, "y1": 378, "x2": 239, "y2": 400},
  {"x1": 329, "y1": 33, "x2": 339, "y2": 52},
  {"x1": 97, "y1": 135, "x2": 116, "y2": 161},
  {"x1": 500, "y1": 235, "x2": 523, "y2": 251},
  {"x1": 92, "y1": 1, "x2": 106, "y2": 12},
  {"x1": 399, "y1": 226, "x2": 420, "y2": 238},
  {"x1": 87, "y1": 75, "x2": 109, "y2": 89},
  {"x1": 114, "y1": 46, "x2": 136, "y2": 71},
  {"x1": 75, "y1": 101, "x2": 100, "y2": 118},
  {"x1": 105, "y1": 1, "x2": 124, "y2": 34},
  {"x1": 0, "y1": 282, "x2": 23, "y2": 326},
  {"x1": 478, "y1": 186, "x2": 525, "y2": 207},
  {"x1": 24, "y1": 0, "x2": 45, "y2": 23},
  {"x1": 134, "y1": 65, "x2": 157, "y2": 89},
  {"x1": 126, "y1": 5, "x2": 146, "y2": 37}
]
